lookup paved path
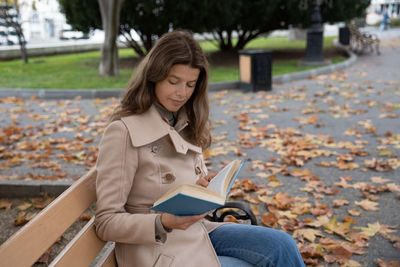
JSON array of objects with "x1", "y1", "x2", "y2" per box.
[{"x1": 0, "y1": 28, "x2": 399, "y2": 266}]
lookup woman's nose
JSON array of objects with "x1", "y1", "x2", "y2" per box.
[{"x1": 176, "y1": 83, "x2": 186, "y2": 97}]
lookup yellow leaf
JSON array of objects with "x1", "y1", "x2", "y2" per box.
[
  {"x1": 213, "y1": 136, "x2": 227, "y2": 141},
  {"x1": 250, "y1": 204, "x2": 260, "y2": 216},
  {"x1": 0, "y1": 199, "x2": 12, "y2": 210},
  {"x1": 354, "y1": 222, "x2": 381, "y2": 237},
  {"x1": 277, "y1": 210, "x2": 297, "y2": 219},
  {"x1": 293, "y1": 228, "x2": 323, "y2": 242},
  {"x1": 341, "y1": 260, "x2": 362, "y2": 267},
  {"x1": 16, "y1": 202, "x2": 32, "y2": 211},
  {"x1": 205, "y1": 147, "x2": 228, "y2": 157}
]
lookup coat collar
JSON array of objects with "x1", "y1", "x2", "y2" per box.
[{"x1": 120, "y1": 104, "x2": 202, "y2": 155}]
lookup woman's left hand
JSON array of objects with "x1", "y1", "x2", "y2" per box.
[{"x1": 196, "y1": 172, "x2": 217, "y2": 188}]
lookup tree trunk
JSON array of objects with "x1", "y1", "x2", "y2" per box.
[{"x1": 98, "y1": 0, "x2": 124, "y2": 76}]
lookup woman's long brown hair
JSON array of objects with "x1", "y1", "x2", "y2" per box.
[{"x1": 111, "y1": 30, "x2": 211, "y2": 149}]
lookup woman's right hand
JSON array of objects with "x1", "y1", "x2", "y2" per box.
[{"x1": 161, "y1": 212, "x2": 207, "y2": 231}]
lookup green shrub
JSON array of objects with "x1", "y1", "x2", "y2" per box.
[{"x1": 391, "y1": 18, "x2": 400, "y2": 27}]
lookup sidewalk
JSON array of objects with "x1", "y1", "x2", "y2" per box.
[{"x1": 0, "y1": 30, "x2": 399, "y2": 266}]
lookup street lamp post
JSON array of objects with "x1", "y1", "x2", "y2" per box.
[{"x1": 299, "y1": 0, "x2": 331, "y2": 66}]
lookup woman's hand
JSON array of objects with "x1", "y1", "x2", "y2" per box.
[
  {"x1": 195, "y1": 172, "x2": 217, "y2": 188},
  {"x1": 161, "y1": 212, "x2": 208, "y2": 231}
]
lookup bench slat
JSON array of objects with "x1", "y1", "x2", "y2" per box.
[
  {"x1": 0, "y1": 168, "x2": 97, "y2": 267},
  {"x1": 50, "y1": 217, "x2": 107, "y2": 267}
]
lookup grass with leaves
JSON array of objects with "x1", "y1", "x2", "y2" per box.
[{"x1": 0, "y1": 36, "x2": 345, "y2": 89}]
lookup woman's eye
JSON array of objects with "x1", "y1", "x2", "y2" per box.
[
  {"x1": 168, "y1": 80, "x2": 178, "y2": 85},
  {"x1": 187, "y1": 83, "x2": 196, "y2": 88}
]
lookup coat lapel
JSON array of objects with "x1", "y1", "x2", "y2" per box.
[{"x1": 121, "y1": 105, "x2": 202, "y2": 154}]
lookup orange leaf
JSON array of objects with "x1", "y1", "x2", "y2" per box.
[
  {"x1": 377, "y1": 259, "x2": 400, "y2": 267},
  {"x1": 261, "y1": 213, "x2": 278, "y2": 228},
  {"x1": 274, "y1": 192, "x2": 294, "y2": 210},
  {"x1": 347, "y1": 209, "x2": 362, "y2": 216},
  {"x1": 323, "y1": 245, "x2": 352, "y2": 264}
]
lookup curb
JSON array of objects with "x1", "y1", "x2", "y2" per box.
[
  {"x1": 0, "y1": 40, "x2": 357, "y2": 197},
  {"x1": 273, "y1": 40, "x2": 356, "y2": 84},
  {"x1": 0, "y1": 41, "x2": 356, "y2": 99},
  {"x1": 0, "y1": 180, "x2": 73, "y2": 198}
]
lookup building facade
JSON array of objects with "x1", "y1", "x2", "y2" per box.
[
  {"x1": 369, "y1": 0, "x2": 400, "y2": 17},
  {"x1": 19, "y1": 0, "x2": 67, "y2": 43}
]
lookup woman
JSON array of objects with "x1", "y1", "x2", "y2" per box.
[{"x1": 95, "y1": 30, "x2": 305, "y2": 267}]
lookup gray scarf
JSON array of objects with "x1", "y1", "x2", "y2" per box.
[{"x1": 154, "y1": 101, "x2": 179, "y2": 126}]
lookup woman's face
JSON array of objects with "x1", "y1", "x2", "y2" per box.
[{"x1": 155, "y1": 64, "x2": 200, "y2": 112}]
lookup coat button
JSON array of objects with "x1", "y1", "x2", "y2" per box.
[
  {"x1": 164, "y1": 173, "x2": 176, "y2": 183},
  {"x1": 151, "y1": 145, "x2": 159, "y2": 153},
  {"x1": 195, "y1": 166, "x2": 202, "y2": 175}
]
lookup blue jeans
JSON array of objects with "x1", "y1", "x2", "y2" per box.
[{"x1": 209, "y1": 224, "x2": 305, "y2": 267}]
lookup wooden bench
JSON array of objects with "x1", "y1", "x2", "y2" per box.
[
  {"x1": 0, "y1": 168, "x2": 117, "y2": 267},
  {"x1": 348, "y1": 23, "x2": 380, "y2": 55},
  {"x1": 0, "y1": 168, "x2": 256, "y2": 266}
]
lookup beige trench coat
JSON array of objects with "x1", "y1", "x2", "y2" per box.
[{"x1": 95, "y1": 104, "x2": 222, "y2": 267}]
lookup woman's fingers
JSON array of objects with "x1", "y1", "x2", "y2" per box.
[
  {"x1": 196, "y1": 177, "x2": 209, "y2": 187},
  {"x1": 196, "y1": 172, "x2": 218, "y2": 188},
  {"x1": 161, "y1": 212, "x2": 209, "y2": 230},
  {"x1": 205, "y1": 172, "x2": 218, "y2": 182}
]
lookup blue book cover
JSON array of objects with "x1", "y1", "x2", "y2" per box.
[
  {"x1": 150, "y1": 159, "x2": 246, "y2": 216},
  {"x1": 150, "y1": 193, "x2": 224, "y2": 216}
]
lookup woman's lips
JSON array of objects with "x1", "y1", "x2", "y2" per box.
[{"x1": 170, "y1": 99, "x2": 185, "y2": 106}]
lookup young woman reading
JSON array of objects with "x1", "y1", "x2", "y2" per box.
[{"x1": 95, "y1": 30, "x2": 305, "y2": 267}]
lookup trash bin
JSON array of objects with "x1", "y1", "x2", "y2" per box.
[
  {"x1": 339, "y1": 26, "x2": 350, "y2": 45},
  {"x1": 239, "y1": 49, "x2": 272, "y2": 91}
]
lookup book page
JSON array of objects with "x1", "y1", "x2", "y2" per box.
[{"x1": 207, "y1": 160, "x2": 238, "y2": 195}]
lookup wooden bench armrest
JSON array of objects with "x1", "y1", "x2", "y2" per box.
[{"x1": 0, "y1": 169, "x2": 97, "y2": 266}]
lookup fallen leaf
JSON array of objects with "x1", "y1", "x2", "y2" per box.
[
  {"x1": 293, "y1": 228, "x2": 323, "y2": 242},
  {"x1": 36, "y1": 248, "x2": 52, "y2": 264},
  {"x1": 347, "y1": 209, "x2": 362, "y2": 216},
  {"x1": 377, "y1": 259, "x2": 400, "y2": 267},
  {"x1": 341, "y1": 260, "x2": 362, "y2": 267},
  {"x1": 354, "y1": 222, "x2": 381, "y2": 237},
  {"x1": 324, "y1": 245, "x2": 352, "y2": 264},
  {"x1": 371, "y1": 176, "x2": 390, "y2": 184},
  {"x1": 16, "y1": 202, "x2": 33, "y2": 211},
  {"x1": 250, "y1": 204, "x2": 260, "y2": 216},
  {"x1": 333, "y1": 199, "x2": 349, "y2": 208},
  {"x1": 223, "y1": 215, "x2": 239, "y2": 223},
  {"x1": 355, "y1": 199, "x2": 379, "y2": 211},
  {"x1": 32, "y1": 194, "x2": 55, "y2": 209},
  {"x1": 261, "y1": 213, "x2": 278, "y2": 228},
  {"x1": 14, "y1": 211, "x2": 36, "y2": 226},
  {"x1": 78, "y1": 213, "x2": 93, "y2": 221},
  {"x1": 0, "y1": 199, "x2": 12, "y2": 210},
  {"x1": 274, "y1": 192, "x2": 294, "y2": 210}
]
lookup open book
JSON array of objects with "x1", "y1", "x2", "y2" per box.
[{"x1": 150, "y1": 159, "x2": 246, "y2": 216}]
